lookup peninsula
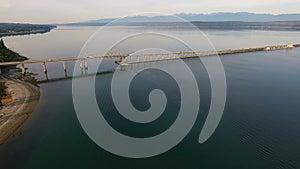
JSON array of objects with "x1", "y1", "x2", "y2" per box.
[
  {"x1": 0, "y1": 39, "x2": 40, "y2": 145},
  {"x1": 0, "y1": 38, "x2": 27, "y2": 62},
  {"x1": 0, "y1": 23, "x2": 56, "y2": 37}
]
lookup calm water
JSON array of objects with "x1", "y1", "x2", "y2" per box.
[{"x1": 1, "y1": 26, "x2": 300, "y2": 169}]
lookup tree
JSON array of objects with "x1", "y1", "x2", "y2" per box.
[{"x1": 0, "y1": 38, "x2": 5, "y2": 49}]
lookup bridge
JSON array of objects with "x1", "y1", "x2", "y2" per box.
[{"x1": 0, "y1": 43, "x2": 299, "y2": 75}]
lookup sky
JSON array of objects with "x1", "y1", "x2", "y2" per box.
[{"x1": 0, "y1": 0, "x2": 300, "y2": 24}]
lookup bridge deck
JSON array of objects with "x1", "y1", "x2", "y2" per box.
[
  {"x1": 119, "y1": 44, "x2": 299, "y2": 65},
  {"x1": 0, "y1": 55, "x2": 123, "y2": 66},
  {"x1": 0, "y1": 43, "x2": 299, "y2": 67}
]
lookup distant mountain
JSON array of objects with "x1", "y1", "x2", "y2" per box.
[
  {"x1": 176, "y1": 12, "x2": 300, "y2": 22},
  {"x1": 63, "y1": 12, "x2": 300, "y2": 26}
]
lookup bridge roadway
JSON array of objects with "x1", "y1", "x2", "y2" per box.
[
  {"x1": 118, "y1": 43, "x2": 300, "y2": 65},
  {"x1": 0, "y1": 43, "x2": 299, "y2": 74},
  {"x1": 0, "y1": 54, "x2": 124, "y2": 66}
]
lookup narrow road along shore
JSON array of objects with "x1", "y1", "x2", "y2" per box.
[{"x1": 0, "y1": 79, "x2": 40, "y2": 145}]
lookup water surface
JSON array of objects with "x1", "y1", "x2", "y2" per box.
[{"x1": 1, "y1": 26, "x2": 300, "y2": 169}]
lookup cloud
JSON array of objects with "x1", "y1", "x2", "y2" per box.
[{"x1": 0, "y1": 0, "x2": 12, "y2": 8}]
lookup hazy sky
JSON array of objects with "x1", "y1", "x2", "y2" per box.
[{"x1": 1, "y1": 0, "x2": 300, "y2": 24}]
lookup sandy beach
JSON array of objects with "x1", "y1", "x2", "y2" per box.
[{"x1": 0, "y1": 78, "x2": 40, "y2": 145}]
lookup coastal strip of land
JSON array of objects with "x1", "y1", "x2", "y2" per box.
[
  {"x1": 0, "y1": 78, "x2": 40, "y2": 145},
  {"x1": 0, "y1": 23, "x2": 56, "y2": 37}
]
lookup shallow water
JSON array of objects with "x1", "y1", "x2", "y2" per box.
[{"x1": 1, "y1": 26, "x2": 300, "y2": 169}]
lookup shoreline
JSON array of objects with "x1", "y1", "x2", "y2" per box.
[
  {"x1": 0, "y1": 23, "x2": 57, "y2": 38},
  {"x1": 0, "y1": 30, "x2": 52, "y2": 37},
  {"x1": 0, "y1": 78, "x2": 40, "y2": 145}
]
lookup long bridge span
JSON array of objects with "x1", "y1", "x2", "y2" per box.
[{"x1": 0, "y1": 43, "x2": 299, "y2": 75}]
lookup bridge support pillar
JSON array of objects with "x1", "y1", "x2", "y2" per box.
[
  {"x1": 84, "y1": 60, "x2": 88, "y2": 69},
  {"x1": 20, "y1": 64, "x2": 26, "y2": 75},
  {"x1": 80, "y1": 61, "x2": 84, "y2": 70},
  {"x1": 119, "y1": 56, "x2": 125, "y2": 64},
  {"x1": 63, "y1": 62, "x2": 67, "y2": 72},
  {"x1": 43, "y1": 62, "x2": 47, "y2": 73}
]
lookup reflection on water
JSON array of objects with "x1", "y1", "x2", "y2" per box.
[{"x1": 0, "y1": 27, "x2": 300, "y2": 169}]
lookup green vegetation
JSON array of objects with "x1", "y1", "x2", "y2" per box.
[
  {"x1": 0, "y1": 23, "x2": 56, "y2": 37},
  {"x1": 0, "y1": 38, "x2": 27, "y2": 62},
  {"x1": 0, "y1": 38, "x2": 27, "y2": 101}
]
